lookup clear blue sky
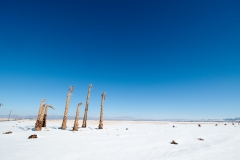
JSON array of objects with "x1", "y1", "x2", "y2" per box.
[{"x1": 0, "y1": 0, "x2": 239, "y2": 119}]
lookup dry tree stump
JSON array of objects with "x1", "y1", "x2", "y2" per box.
[
  {"x1": 170, "y1": 140, "x2": 178, "y2": 145},
  {"x1": 42, "y1": 114, "x2": 47, "y2": 127},
  {"x1": 28, "y1": 134, "x2": 37, "y2": 139},
  {"x1": 3, "y1": 131, "x2": 12, "y2": 134},
  {"x1": 73, "y1": 103, "x2": 82, "y2": 131},
  {"x1": 35, "y1": 99, "x2": 46, "y2": 131}
]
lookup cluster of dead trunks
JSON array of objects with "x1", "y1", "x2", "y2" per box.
[
  {"x1": 34, "y1": 99, "x2": 55, "y2": 131},
  {"x1": 35, "y1": 84, "x2": 107, "y2": 132}
]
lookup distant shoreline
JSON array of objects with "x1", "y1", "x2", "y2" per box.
[{"x1": 1, "y1": 118, "x2": 238, "y2": 123}]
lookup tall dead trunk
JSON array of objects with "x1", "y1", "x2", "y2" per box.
[
  {"x1": 35, "y1": 104, "x2": 45, "y2": 131},
  {"x1": 42, "y1": 104, "x2": 49, "y2": 127},
  {"x1": 42, "y1": 105, "x2": 55, "y2": 127},
  {"x1": 73, "y1": 102, "x2": 82, "y2": 131},
  {"x1": 61, "y1": 86, "x2": 74, "y2": 130},
  {"x1": 98, "y1": 92, "x2": 106, "y2": 129},
  {"x1": 42, "y1": 114, "x2": 47, "y2": 127},
  {"x1": 35, "y1": 99, "x2": 45, "y2": 131},
  {"x1": 82, "y1": 84, "x2": 93, "y2": 128}
]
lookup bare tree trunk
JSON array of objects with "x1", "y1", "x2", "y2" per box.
[
  {"x1": 61, "y1": 86, "x2": 74, "y2": 130},
  {"x1": 42, "y1": 105, "x2": 55, "y2": 127},
  {"x1": 98, "y1": 92, "x2": 106, "y2": 129},
  {"x1": 82, "y1": 84, "x2": 93, "y2": 128},
  {"x1": 42, "y1": 114, "x2": 47, "y2": 127},
  {"x1": 42, "y1": 105, "x2": 49, "y2": 127},
  {"x1": 73, "y1": 102, "x2": 82, "y2": 131},
  {"x1": 35, "y1": 104, "x2": 45, "y2": 131},
  {"x1": 35, "y1": 99, "x2": 45, "y2": 131}
]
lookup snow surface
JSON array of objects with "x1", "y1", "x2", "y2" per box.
[{"x1": 1, "y1": 120, "x2": 240, "y2": 160}]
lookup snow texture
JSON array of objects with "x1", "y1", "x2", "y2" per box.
[{"x1": 1, "y1": 120, "x2": 240, "y2": 160}]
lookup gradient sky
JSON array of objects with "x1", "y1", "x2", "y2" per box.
[{"x1": 0, "y1": 0, "x2": 240, "y2": 119}]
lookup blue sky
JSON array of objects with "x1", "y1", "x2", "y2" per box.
[{"x1": 0, "y1": 0, "x2": 240, "y2": 119}]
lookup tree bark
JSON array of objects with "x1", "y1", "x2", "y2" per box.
[
  {"x1": 42, "y1": 105, "x2": 55, "y2": 127},
  {"x1": 82, "y1": 84, "x2": 93, "y2": 128},
  {"x1": 73, "y1": 103, "x2": 82, "y2": 131},
  {"x1": 98, "y1": 92, "x2": 106, "y2": 129},
  {"x1": 61, "y1": 86, "x2": 74, "y2": 130},
  {"x1": 35, "y1": 99, "x2": 45, "y2": 131},
  {"x1": 42, "y1": 105, "x2": 48, "y2": 127}
]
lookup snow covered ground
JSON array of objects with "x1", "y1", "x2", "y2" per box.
[{"x1": 0, "y1": 120, "x2": 240, "y2": 160}]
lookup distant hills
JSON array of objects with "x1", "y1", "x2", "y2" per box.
[
  {"x1": 1, "y1": 114, "x2": 239, "y2": 121},
  {"x1": 0, "y1": 114, "x2": 135, "y2": 120},
  {"x1": 223, "y1": 117, "x2": 240, "y2": 121}
]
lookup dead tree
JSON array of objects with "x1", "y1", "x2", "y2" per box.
[
  {"x1": 61, "y1": 86, "x2": 74, "y2": 130},
  {"x1": 82, "y1": 84, "x2": 93, "y2": 128},
  {"x1": 42, "y1": 105, "x2": 55, "y2": 127},
  {"x1": 35, "y1": 99, "x2": 45, "y2": 131},
  {"x1": 98, "y1": 92, "x2": 106, "y2": 129},
  {"x1": 8, "y1": 110, "x2": 12, "y2": 121},
  {"x1": 73, "y1": 102, "x2": 82, "y2": 131}
]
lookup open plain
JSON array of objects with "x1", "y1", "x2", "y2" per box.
[{"x1": 1, "y1": 120, "x2": 240, "y2": 160}]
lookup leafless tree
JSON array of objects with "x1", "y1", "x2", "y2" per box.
[
  {"x1": 61, "y1": 86, "x2": 74, "y2": 130},
  {"x1": 8, "y1": 110, "x2": 12, "y2": 121},
  {"x1": 98, "y1": 92, "x2": 106, "y2": 129},
  {"x1": 35, "y1": 99, "x2": 46, "y2": 131},
  {"x1": 82, "y1": 84, "x2": 93, "y2": 128},
  {"x1": 42, "y1": 105, "x2": 55, "y2": 127},
  {"x1": 73, "y1": 102, "x2": 82, "y2": 131}
]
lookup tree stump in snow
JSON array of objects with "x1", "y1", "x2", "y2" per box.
[
  {"x1": 170, "y1": 140, "x2": 178, "y2": 145},
  {"x1": 73, "y1": 103, "x2": 82, "y2": 131},
  {"x1": 28, "y1": 134, "x2": 37, "y2": 139},
  {"x1": 3, "y1": 131, "x2": 12, "y2": 134}
]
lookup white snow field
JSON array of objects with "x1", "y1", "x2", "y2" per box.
[{"x1": 0, "y1": 120, "x2": 240, "y2": 160}]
